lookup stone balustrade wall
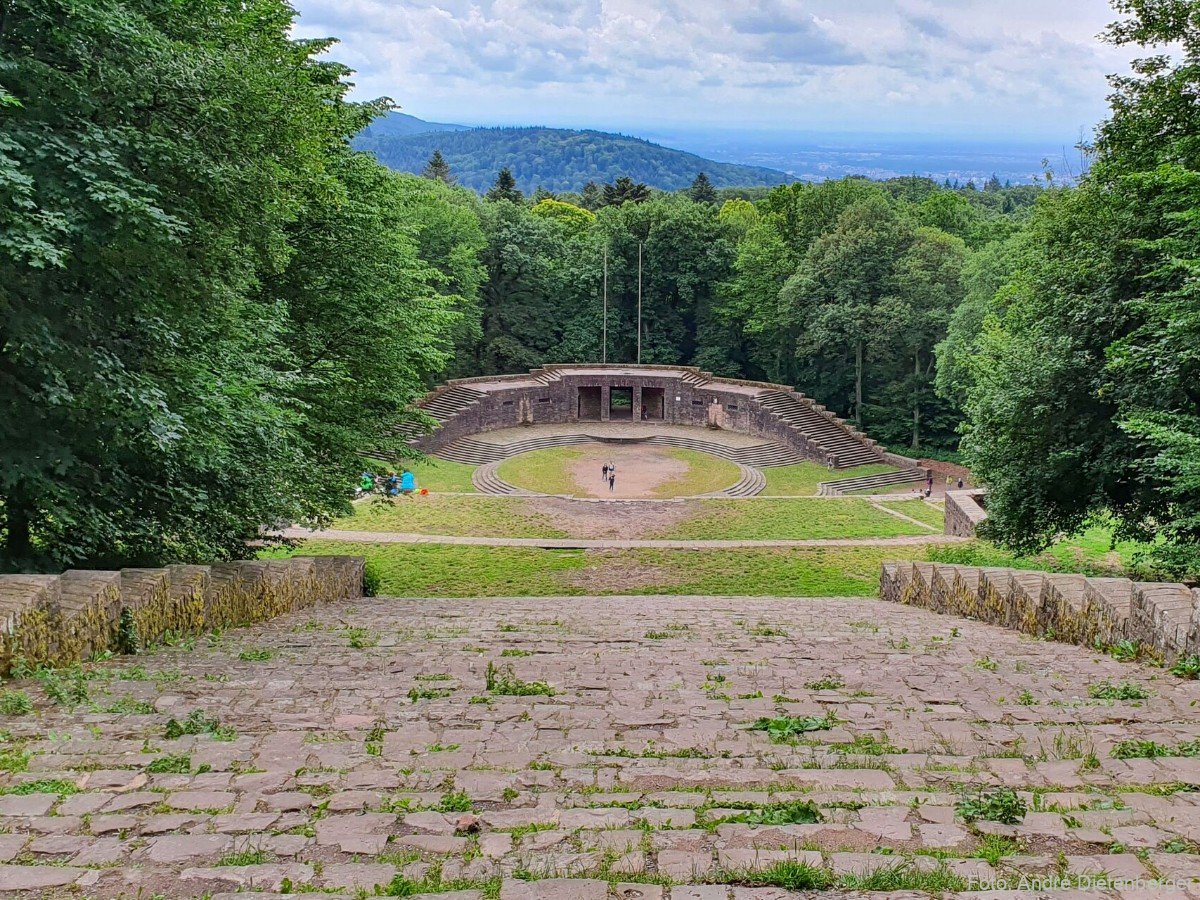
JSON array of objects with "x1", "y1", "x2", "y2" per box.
[
  {"x1": 0, "y1": 556, "x2": 363, "y2": 675},
  {"x1": 944, "y1": 489, "x2": 988, "y2": 537},
  {"x1": 880, "y1": 560, "x2": 1200, "y2": 662}
]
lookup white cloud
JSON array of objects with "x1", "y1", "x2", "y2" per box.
[{"x1": 291, "y1": 0, "x2": 1136, "y2": 139}]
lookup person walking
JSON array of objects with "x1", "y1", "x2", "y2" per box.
[
  {"x1": 602, "y1": 462, "x2": 609, "y2": 482},
  {"x1": 608, "y1": 472, "x2": 615, "y2": 493}
]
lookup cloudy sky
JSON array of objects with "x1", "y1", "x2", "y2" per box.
[{"x1": 290, "y1": 0, "x2": 1135, "y2": 141}]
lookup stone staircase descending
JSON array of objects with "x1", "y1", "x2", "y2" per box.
[
  {"x1": 531, "y1": 365, "x2": 564, "y2": 386},
  {"x1": 754, "y1": 390, "x2": 883, "y2": 468},
  {"x1": 700, "y1": 463, "x2": 766, "y2": 498},
  {"x1": 818, "y1": 469, "x2": 925, "y2": 496},
  {"x1": 680, "y1": 369, "x2": 712, "y2": 387},
  {"x1": 419, "y1": 385, "x2": 488, "y2": 424}
]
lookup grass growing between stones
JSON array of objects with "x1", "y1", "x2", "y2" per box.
[
  {"x1": 336, "y1": 496, "x2": 567, "y2": 538},
  {"x1": 658, "y1": 499, "x2": 929, "y2": 540},
  {"x1": 761, "y1": 462, "x2": 897, "y2": 496}
]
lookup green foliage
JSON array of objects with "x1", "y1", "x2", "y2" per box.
[
  {"x1": 362, "y1": 562, "x2": 383, "y2": 598},
  {"x1": 950, "y1": 3, "x2": 1200, "y2": 577},
  {"x1": 1170, "y1": 655, "x2": 1200, "y2": 679},
  {"x1": 711, "y1": 799, "x2": 821, "y2": 826},
  {"x1": 164, "y1": 709, "x2": 236, "y2": 741},
  {"x1": 484, "y1": 661, "x2": 555, "y2": 696},
  {"x1": 355, "y1": 125, "x2": 791, "y2": 193},
  {"x1": 116, "y1": 609, "x2": 140, "y2": 656},
  {"x1": 733, "y1": 860, "x2": 832, "y2": 891},
  {"x1": 0, "y1": 691, "x2": 33, "y2": 716},
  {"x1": 1088, "y1": 680, "x2": 1151, "y2": 701},
  {"x1": 749, "y1": 713, "x2": 837, "y2": 743},
  {"x1": 437, "y1": 789, "x2": 473, "y2": 812},
  {"x1": 146, "y1": 754, "x2": 193, "y2": 774},
  {"x1": 0, "y1": 779, "x2": 77, "y2": 796},
  {"x1": 0, "y1": 0, "x2": 461, "y2": 571},
  {"x1": 955, "y1": 788, "x2": 1027, "y2": 824},
  {"x1": 238, "y1": 648, "x2": 273, "y2": 662}
]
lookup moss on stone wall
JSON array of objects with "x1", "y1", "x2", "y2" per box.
[{"x1": 0, "y1": 556, "x2": 362, "y2": 675}]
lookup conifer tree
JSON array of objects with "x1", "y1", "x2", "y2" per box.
[
  {"x1": 486, "y1": 167, "x2": 523, "y2": 203},
  {"x1": 422, "y1": 149, "x2": 454, "y2": 184},
  {"x1": 689, "y1": 171, "x2": 717, "y2": 203}
]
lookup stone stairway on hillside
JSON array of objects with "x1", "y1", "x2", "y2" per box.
[
  {"x1": 531, "y1": 366, "x2": 564, "y2": 385},
  {"x1": 377, "y1": 385, "x2": 489, "y2": 452},
  {"x1": 755, "y1": 390, "x2": 883, "y2": 468},
  {"x1": 818, "y1": 468, "x2": 925, "y2": 496}
]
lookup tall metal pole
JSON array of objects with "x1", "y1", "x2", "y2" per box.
[
  {"x1": 637, "y1": 241, "x2": 643, "y2": 364},
  {"x1": 602, "y1": 247, "x2": 608, "y2": 364}
]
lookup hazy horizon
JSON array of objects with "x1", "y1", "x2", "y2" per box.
[{"x1": 292, "y1": 0, "x2": 1135, "y2": 146}]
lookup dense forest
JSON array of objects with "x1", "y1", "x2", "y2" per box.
[
  {"x1": 354, "y1": 125, "x2": 792, "y2": 193},
  {"x1": 2, "y1": 0, "x2": 1197, "y2": 579}
]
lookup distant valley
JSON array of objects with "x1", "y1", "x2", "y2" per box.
[{"x1": 353, "y1": 114, "x2": 791, "y2": 192}]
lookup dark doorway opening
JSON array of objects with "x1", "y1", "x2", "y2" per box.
[
  {"x1": 609, "y1": 386, "x2": 633, "y2": 420},
  {"x1": 641, "y1": 387, "x2": 665, "y2": 421},
  {"x1": 578, "y1": 386, "x2": 602, "y2": 421}
]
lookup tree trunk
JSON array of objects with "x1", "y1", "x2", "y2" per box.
[
  {"x1": 854, "y1": 340, "x2": 863, "y2": 430},
  {"x1": 3, "y1": 490, "x2": 34, "y2": 571},
  {"x1": 911, "y1": 351, "x2": 921, "y2": 450}
]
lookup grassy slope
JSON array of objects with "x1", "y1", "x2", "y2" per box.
[
  {"x1": 365, "y1": 457, "x2": 478, "y2": 493},
  {"x1": 659, "y1": 499, "x2": 927, "y2": 540},
  {"x1": 762, "y1": 462, "x2": 898, "y2": 496},
  {"x1": 338, "y1": 496, "x2": 566, "y2": 538},
  {"x1": 289, "y1": 527, "x2": 1152, "y2": 599},
  {"x1": 297, "y1": 541, "x2": 904, "y2": 597},
  {"x1": 879, "y1": 499, "x2": 946, "y2": 529}
]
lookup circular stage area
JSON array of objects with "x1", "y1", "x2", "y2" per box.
[
  {"x1": 494, "y1": 442, "x2": 744, "y2": 500},
  {"x1": 450, "y1": 425, "x2": 776, "y2": 499}
]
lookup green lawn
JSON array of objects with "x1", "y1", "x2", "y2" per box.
[
  {"x1": 337, "y1": 496, "x2": 565, "y2": 538},
  {"x1": 364, "y1": 457, "x2": 477, "y2": 493},
  {"x1": 658, "y1": 499, "x2": 928, "y2": 540},
  {"x1": 496, "y1": 447, "x2": 586, "y2": 496},
  {"x1": 292, "y1": 541, "x2": 918, "y2": 597},
  {"x1": 648, "y1": 449, "x2": 742, "y2": 498},
  {"x1": 879, "y1": 499, "x2": 945, "y2": 529},
  {"x1": 762, "y1": 462, "x2": 898, "y2": 496},
  {"x1": 928, "y1": 525, "x2": 1150, "y2": 577},
  {"x1": 286, "y1": 523, "x2": 1157, "y2": 599}
]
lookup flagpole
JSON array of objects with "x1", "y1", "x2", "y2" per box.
[
  {"x1": 637, "y1": 241, "x2": 643, "y2": 364},
  {"x1": 602, "y1": 246, "x2": 608, "y2": 364}
]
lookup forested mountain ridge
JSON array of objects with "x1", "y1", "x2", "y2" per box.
[
  {"x1": 353, "y1": 125, "x2": 792, "y2": 193},
  {"x1": 358, "y1": 111, "x2": 470, "y2": 139}
]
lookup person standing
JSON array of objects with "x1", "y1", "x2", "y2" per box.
[
  {"x1": 608, "y1": 472, "x2": 615, "y2": 493},
  {"x1": 602, "y1": 462, "x2": 609, "y2": 482}
]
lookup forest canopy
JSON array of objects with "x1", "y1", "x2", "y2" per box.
[{"x1": 3, "y1": 0, "x2": 1196, "y2": 581}]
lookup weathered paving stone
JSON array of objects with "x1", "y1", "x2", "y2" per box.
[{"x1": 6, "y1": 593, "x2": 1200, "y2": 898}]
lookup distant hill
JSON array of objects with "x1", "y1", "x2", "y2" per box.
[
  {"x1": 359, "y1": 112, "x2": 471, "y2": 139},
  {"x1": 353, "y1": 124, "x2": 793, "y2": 193}
]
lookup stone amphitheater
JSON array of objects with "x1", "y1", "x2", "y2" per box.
[
  {"x1": 4, "y1": 365, "x2": 1200, "y2": 898},
  {"x1": 398, "y1": 365, "x2": 930, "y2": 498}
]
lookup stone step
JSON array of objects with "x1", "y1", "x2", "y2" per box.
[{"x1": 818, "y1": 469, "x2": 925, "y2": 496}]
